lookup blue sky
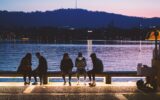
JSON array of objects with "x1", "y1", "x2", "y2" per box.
[{"x1": 0, "y1": 0, "x2": 160, "y2": 18}]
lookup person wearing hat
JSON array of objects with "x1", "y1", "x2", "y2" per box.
[
  {"x1": 87, "y1": 53, "x2": 103, "y2": 86},
  {"x1": 60, "y1": 53, "x2": 73, "y2": 86}
]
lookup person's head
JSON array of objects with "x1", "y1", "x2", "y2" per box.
[
  {"x1": 78, "y1": 52, "x2": 82, "y2": 57},
  {"x1": 90, "y1": 53, "x2": 97, "y2": 60},
  {"x1": 25, "y1": 53, "x2": 32, "y2": 59},
  {"x1": 63, "y1": 53, "x2": 69, "y2": 59},
  {"x1": 36, "y1": 52, "x2": 41, "y2": 58}
]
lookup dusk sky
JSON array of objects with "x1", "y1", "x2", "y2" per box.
[{"x1": 0, "y1": 0, "x2": 160, "y2": 18}]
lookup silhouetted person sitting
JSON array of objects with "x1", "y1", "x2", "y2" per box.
[
  {"x1": 32, "y1": 52, "x2": 48, "y2": 85},
  {"x1": 87, "y1": 53, "x2": 103, "y2": 86},
  {"x1": 75, "y1": 52, "x2": 87, "y2": 85},
  {"x1": 60, "y1": 53, "x2": 73, "y2": 86},
  {"x1": 17, "y1": 53, "x2": 32, "y2": 85}
]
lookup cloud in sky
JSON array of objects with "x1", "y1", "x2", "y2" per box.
[{"x1": 0, "y1": 0, "x2": 160, "y2": 18}]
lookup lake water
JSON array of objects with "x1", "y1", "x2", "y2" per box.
[{"x1": 0, "y1": 42, "x2": 154, "y2": 72}]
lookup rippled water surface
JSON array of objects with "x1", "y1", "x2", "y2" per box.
[{"x1": 0, "y1": 42, "x2": 154, "y2": 71}]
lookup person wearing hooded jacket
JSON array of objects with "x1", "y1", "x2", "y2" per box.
[
  {"x1": 17, "y1": 53, "x2": 32, "y2": 85},
  {"x1": 87, "y1": 53, "x2": 104, "y2": 86},
  {"x1": 60, "y1": 53, "x2": 73, "y2": 86}
]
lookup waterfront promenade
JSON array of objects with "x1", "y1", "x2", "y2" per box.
[{"x1": 0, "y1": 82, "x2": 160, "y2": 100}]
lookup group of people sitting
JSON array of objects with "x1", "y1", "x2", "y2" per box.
[
  {"x1": 17, "y1": 52, "x2": 103, "y2": 86},
  {"x1": 17, "y1": 52, "x2": 47, "y2": 85}
]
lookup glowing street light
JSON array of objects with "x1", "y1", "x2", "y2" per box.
[
  {"x1": 146, "y1": 30, "x2": 160, "y2": 59},
  {"x1": 87, "y1": 30, "x2": 93, "y2": 33}
]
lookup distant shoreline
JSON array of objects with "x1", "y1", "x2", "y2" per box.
[{"x1": 0, "y1": 40, "x2": 155, "y2": 45}]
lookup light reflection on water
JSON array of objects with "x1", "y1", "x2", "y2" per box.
[{"x1": 0, "y1": 43, "x2": 154, "y2": 71}]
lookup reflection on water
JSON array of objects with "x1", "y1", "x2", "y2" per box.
[{"x1": 0, "y1": 42, "x2": 154, "y2": 71}]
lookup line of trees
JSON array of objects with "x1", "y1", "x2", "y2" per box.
[{"x1": 0, "y1": 26, "x2": 158, "y2": 42}]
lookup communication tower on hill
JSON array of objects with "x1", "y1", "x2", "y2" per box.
[{"x1": 75, "y1": 0, "x2": 77, "y2": 9}]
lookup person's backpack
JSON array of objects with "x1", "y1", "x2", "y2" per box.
[{"x1": 76, "y1": 58, "x2": 86, "y2": 68}]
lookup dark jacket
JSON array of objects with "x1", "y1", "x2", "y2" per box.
[
  {"x1": 36, "y1": 56, "x2": 48, "y2": 73},
  {"x1": 92, "y1": 58, "x2": 103, "y2": 73},
  {"x1": 60, "y1": 58, "x2": 73, "y2": 72},
  {"x1": 17, "y1": 57, "x2": 32, "y2": 74}
]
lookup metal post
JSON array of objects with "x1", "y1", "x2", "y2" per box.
[
  {"x1": 154, "y1": 31, "x2": 158, "y2": 60},
  {"x1": 105, "y1": 75, "x2": 111, "y2": 84},
  {"x1": 43, "y1": 75, "x2": 48, "y2": 84}
]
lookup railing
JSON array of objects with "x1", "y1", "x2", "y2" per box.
[{"x1": 0, "y1": 71, "x2": 144, "y2": 84}]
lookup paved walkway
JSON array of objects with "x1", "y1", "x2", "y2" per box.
[{"x1": 0, "y1": 82, "x2": 160, "y2": 100}]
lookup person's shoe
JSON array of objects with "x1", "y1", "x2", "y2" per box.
[
  {"x1": 63, "y1": 82, "x2": 66, "y2": 85},
  {"x1": 89, "y1": 83, "x2": 96, "y2": 87},
  {"x1": 69, "y1": 82, "x2": 71, "y2": 86},
  {"x1": 24, "y1": 82, "x2": 28, "y2": 85},
  {"x1": 92, "y1": 82, "x2": 96, "y2": 87},
  {"x1": 88, "y1": 83, "x2": 92, "y2": 86},
  {"x1": 32, "y1": 82, "x2": 38, "y2": 85},
  {"x1": 84, "y1": 80, "x2": 86, "y2": 85},
  {"x1": 40, "y1": 82, "x2": 43, "y2": 85},
  {"x1": 27, "y1": 82, "x2": 30, "y2": 85}
]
